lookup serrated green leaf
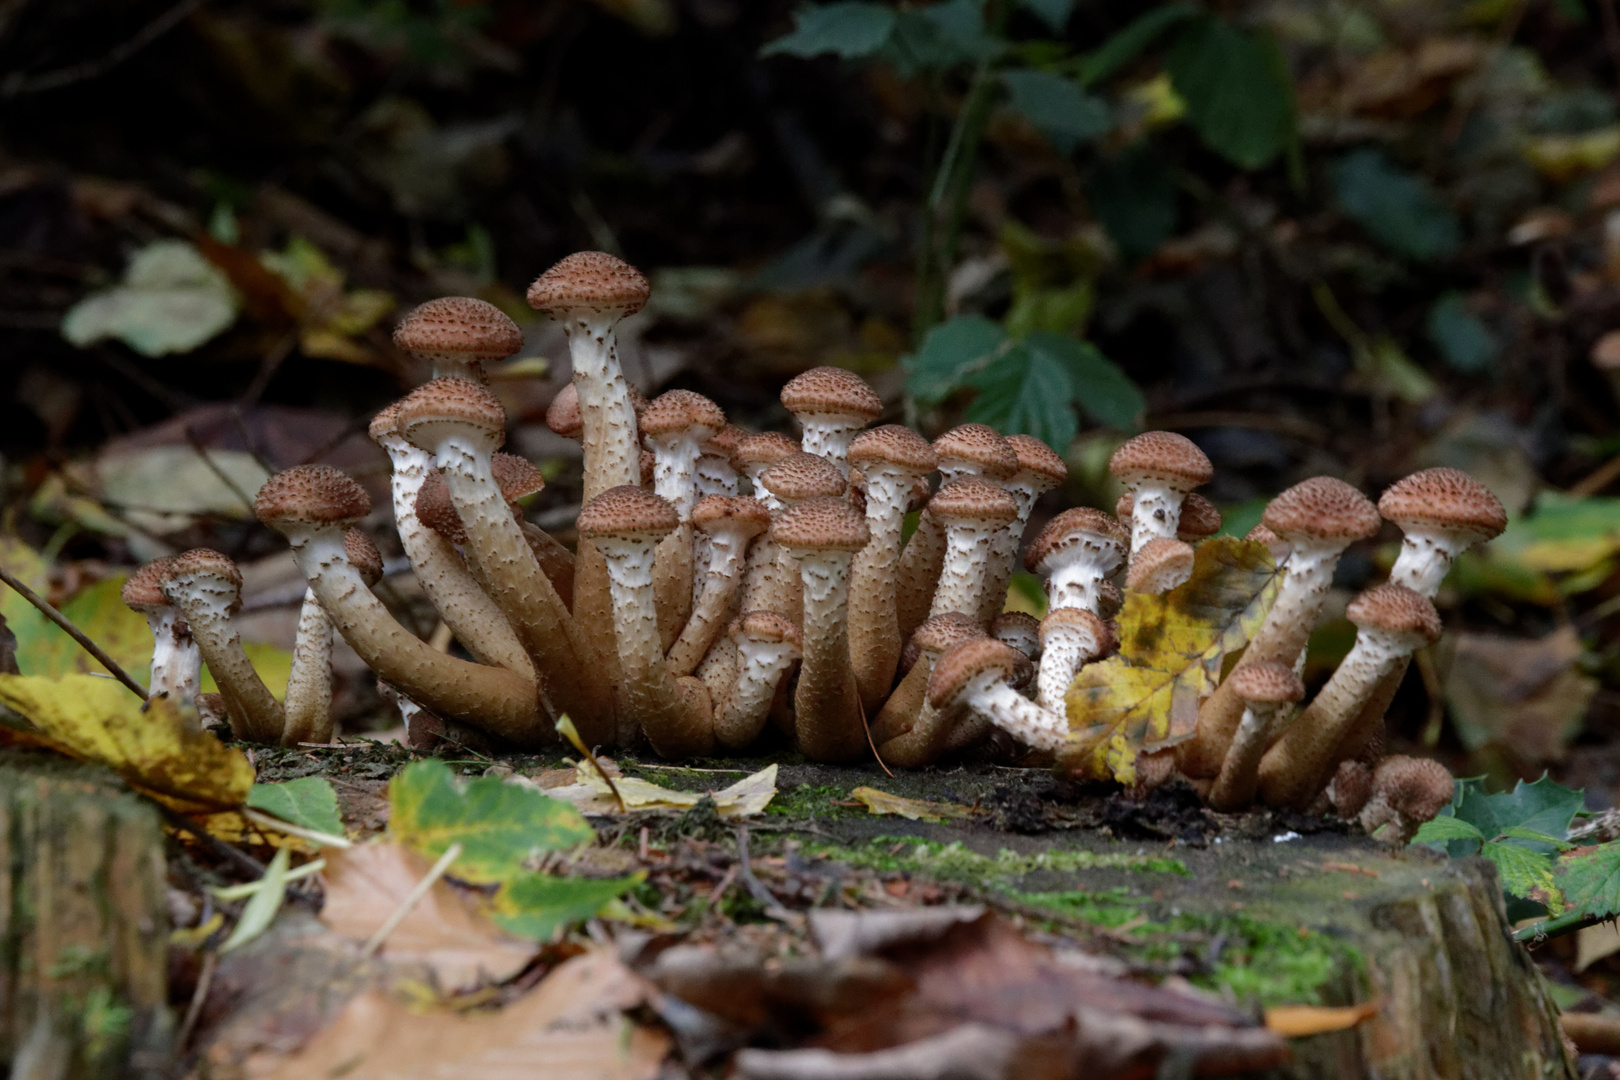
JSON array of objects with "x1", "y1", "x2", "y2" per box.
[
  {"x1": 1331, "y1": 148, "x2": 1460, "y2": 262},
  {"x1": 1166, "y1": 17, "x2": 1295, "y2": 170},
  {"x1": 1483, "y1": 840, "x2": 1562, "y2": 911},
  {"x1": 904, "y1": 315, "x2": 1009, "y2": 405},
  {"x1": 1427, "y1": 292, "x2": 1499, "y2": 374},
  {"x1": 1032, "y1": 333, "x2": 1145, "y2": 432},
  {"x1": 1077, "y1": 2, "x2": 1199, "y2": 87},
  {"x1": 1412, "y1": 816, "x2": 1485, "y2": 845},
  {"x1": 965, "y1": 341, "x2": 1079, "y2": 450},
  {"x1": 1086, "y1": 144, "x2": 1178, "y2": 262},
  {"x1": 1481, "y1": 774, "x2": 1584, "y2": 848},
  {"x1": 1001, "y1": 70, "x2": 1110, "y2": 154},
  {"x1": 761, "y1": 2, "x2": 896, "y2": 59},
  {"x1": 1498, "y1": 826, "x2": 1573, "y2": 851},
  {"x1": 490, "y1": 872, "x2": 643, "y2": 941},
  {"x1": 1016, "y1": 0, "x2": 1072, "y2": 32},
  {"x1": 388, "y1": 760, "x2": 592, "y2": 885},
  {"x1": 1559, "y1": 843, "x2": 1620, "y2": 921},
  {"x1": 248, "y1": 777, "x2": 344, "y2": 838}
]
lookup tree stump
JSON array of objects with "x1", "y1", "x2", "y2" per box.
[{"x1": 0, "y1": 749, "x2": 170, "y2": 1079}]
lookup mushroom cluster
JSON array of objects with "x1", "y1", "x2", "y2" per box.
[{"x1": 122, "y1": 251, "x2": 1503, "y2": 827}]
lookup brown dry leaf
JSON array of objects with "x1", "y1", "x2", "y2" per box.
[
  {"x1": 849, "y1": 786, "x2": 978, "y2": 822},
  {"x1": 1264, "y1": 1000, "x2": 1380, "y2": 1037},
  {"x1": 1442, "y1": 626, "x2": 1598, "y2": 764},
  {"x1": 320, "y1": 841, "x2": 536, "y2": 991},
  {"x1": 251, "y1": 951, "x2": 669, "y2": 1080},
  {"x1": 1576, "y1": 922, "x2": 1620, "y2": 973}
]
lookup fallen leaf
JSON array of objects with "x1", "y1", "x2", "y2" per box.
[
  {"x1": 849, "y1": 786, "x2": 978, "y2": 822},
  {"x1": 220, "y1": 847, "x2": 294, "y2": 954},
  {"x1": 251, "y1": 951, "x2": 669, "y2": 1080},
  {"x1": 1443, "y1": 627, "x2": 1597, "y2": 763},
  {"x1": 544, "y1": 760, "x2": 779, "y2": 817},
  {"x1": 95, "y1": 445, "x2": 270, "y2": 519},
  {"x1": 0, "y1": 673, "x2": 253, "y2": 812},
  {"x1": 320, "y1": 841, "x2": 536, "y2": 991},
  {"x1": 1576, "y1": 921, "x2": 1620, "y2": 972},
  {"x1": 60, "y1": 239, "x2": 241, "y2": 357},
  {"x1": 1263, "y1": 1000, "x2": 1380, "y2": 1036},
  {"x1": 249, "y1": 777, "x2": 345, "y2": 837},
  {"x1": 1490, "y1": 492, "x2": 1620, "y2": 575},
  {"x1": 1064, "y1": 538, "x2": 1280, "y2": 783},
  {"x1": 1524, "y1": 127, "x2": 1620, "y2": 183},
  {"x1": 489, "y1": 872, "x2": 644, "y2": 941}
]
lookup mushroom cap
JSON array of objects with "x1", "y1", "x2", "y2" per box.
[
  {"x1": 1371, "y1": 755, "x2": 1454, "y2": 821},
  {"x1": 1346, "y1": 583, "x2": 1442, "y2": 644},
  {"x1": 761, "y1": 452, "x2": 847, "y2": 502},
  {"x1": 902, "y1": 611, "x2": 986, "y2": 670},
  {"x1": 1117, "y1": 490, "x2": 1222, "y2": 539},
  {"x1": 989, "y1": 611, "x2": 1041, "y2": 657},
  {"x1": 167, "y1": 548, "x2": 244, "y2": 605},
  {"x1": 927, "y1": 638, "x2": 1026, "y2": 710},
  {"x1": 734, "y1": 431, "x2": 800, "y2": 471},
  {"x1": 640, "y1": 449, "x2": 657, "y2": 488},
  {"x1": 691, "y1": 494, "x2": 771, "y2": 539},
  {"x1": 1378, "y1": 468, "x2": 1506, "y2": 545},
  {"x1": 368, "y1": 401, "x2": 402, "y2": 444},
  {"x1": 1246, "y1": 523, "x2": 1283, "y2": 546},
  {"x1": 1125, "y1": 537, "x2": 1196, "y2": 593},
  {"x1": 122, "y1": 557, "x2": 176, "y2": 614},
  {"x1": 780, "y1": 366, "x2": 882, "y2": 424},
  {"x1": 1593, "y1": 330, "x2": 1620, "y2": 372},
  {"x1": 933, "y1": 424, "x2": 1018, "y2": 480},
  {"x1": 415, "y1": 469, "x2": 467, "y2": 545},
  {"x1": 577, "y1": 485, "x2": 680, "y2": 543},
  {"x1": 1261, "y1": 476, "x2": 1381, "y2": 543},
  {"x1": 1024, "y1": 507, "x2": 1130, "y2": 573},
  {"x1": 771, "y1": 496, "x2": 870, "y2": 554},
  {"x1": 1329, "y1": 759, "x2": 1375, "y2": 819},
  {"x1": 1006, "y1": 434, "x2": 1067, "y2": 491},
  {"x1": 492, "y1": 453, "x2": 546, "y2": 501},
  {"x1": 849, "y1": 424, "x2": 937, "y2": 475},
  {"x1": 640, "y1": 389, "x2": 726, "y2": 444},
  {"x1": 702, "y1": 424, "x2": 747, "y2": 463},
  {"x1": 255, "y1": 465, "x2": 372, "y2": 528},
  {"x1": 929, "y1": 477, "x2": 1018, "y2": 526},
  {"x1": 1108, "y1": 431, "x2": 1213, "y2": 491},
  {"x1": 393, "y1": 297, "x2": 523, "y2": 360},
  {"x1": 526, "y1": 251, "x2": 649, "y2": 318},
  {"x1": 545, "y1": 384, "x2": 583, "y2": 440},
  {"x1": 396, "y1": 377, "x2": 508, "y2": 453},
  {"x1": 731, "y1": 610, "x2": 803, "y2": 647},
  {"x1": 1226, "y1": 660, "x2": 1305, "y2": 705},
  {"x1": 1096, "y1": 580, "x2": 1123, "y2": 620},
  {"x1": 1038, "y1": 607, "x2": 1114, "y2": 655},
  {"x1": 345, "y1": 528, "x2": 385, "y2": 587}
]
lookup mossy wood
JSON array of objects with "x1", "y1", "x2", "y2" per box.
[{"x1": 0, "y1": 749, "x2": 170, "y2": 1078}]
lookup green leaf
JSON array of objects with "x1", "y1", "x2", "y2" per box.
[
  {"x1": 1427, "y1": 292, "x2": 1500, "y2": 374},
  {"x1": 965, "y1": 341, "x2": 1080, "y2": 450},
  {"x1": 247, "y1": 777, "x2": 343, "y2": 838},
  {"x1": 219, "y1": 846, "x2": 293, "y2": 954},
  {"x1": 1412, "y1": 816, "x2": 1485, "y2": 845},
  {"x1": 1483, "y1": 840, "x2": 1561, "y2": 911},
  {"x1": 1001, "y1": 70, "x2": 1110, "y2": 154},
  {"x1": 1165, "y1": 17, "x2": 1295, "y2": 170},
  {"x1": 1077, "y1": 2, "x2": 1199, "y2": 87},
  {"x1": 1086, "y1": 144, "x2": 1178, "y2": 262},
  {"x1": 1017, "y1": 0, "x2": 1072, "y2": 32},
  {"x1": 1559, "y1": 843, "x2": 1620, "y2": 921},
  {"x1": 490, "y1": 872, "x2": 643, "y2": 941},
  {"x1": 904, "y1": 315, "x2": 1009, "y2": 405},
  {"x1": 882, "y1": 0, "x2": 999, "y2": 74},
  {"x1": 761, "y1": 2, "x2": 896, "y2": 59},
  {"x1": 1483, "y1": 774, "x2": 1585, "y2": 848},
  {"x1": 1331, "y1": 148, "x2": 1460, "y2": 262},
  {"x1": 1498, "y1": 826, "x2": 1574, "y2": 851},
  {"x1": 61, "y1": 240, "x2": 240, "y2": 358},
  {"x1": 1035, "y1": 333, "x2": 1145, "y2": 432},
  {"x1": 388, "y1": 760, "x2": 593, "y2": 885}
]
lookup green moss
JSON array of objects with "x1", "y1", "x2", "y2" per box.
[
  {"x1": 811, "y1": 836, "x2": 1190, "y2": 879},
  {"x1": 765, "y1": 783, "x2": 856, "y2": 818},
  {"x1": 1018, "y1": 887, "x2": 1144, "y2": 927}
]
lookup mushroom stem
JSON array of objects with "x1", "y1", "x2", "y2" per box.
[
  {"x1": 1206, "y1": 663, "x2": 1306, "y2": 812},
  {"x1": 928, "y1": 640, "x2": 1066, "y2": 753},
  {"x1": 667, "y1": 530, "x2": 749, "y2": 676},
  {"x1": 847, "y1": 465, "x2": 916, "y2": 710},
  {"x1": 282, "y1": 589, "x2": 333, "y2": 746},
  {"x1": 714, "y1": 613, "x2": 801, "y2": 749},
  {"x1": 895, "y1": 509, "x2": 945, "y2": 642},
  {"x1": 1035, "y1": 609, "x2": 1111, "y2": 715},
  {"x1": 147, "y1": 608, "x2": 201, "y2": 705}
]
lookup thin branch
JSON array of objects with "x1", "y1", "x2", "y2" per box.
[
  {"x1": 0, "y1": 563, "x2": 148, "y2": 699},
  {"x1": 184, "y1": 426, "x2": 258, "y2": 513},
  {"x1": 1, "y1": 0, "x2": 202, "y2": 98}
]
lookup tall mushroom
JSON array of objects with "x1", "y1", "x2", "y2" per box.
[
  {"x1": 1108, "y1": 432, "x2": 1213, "y2": 558},
  {"x1": 392, "y1": 296, "x2": 524, "y2": 383},
  {"x1": 1206, "y1": 661, "x2": 1305, "y2": 812},
  {"x1": 255, "y1": 465, "x2": 543, "y2": 743},
  {"x1": 1179, "y1": 477, "x2": 1381, "y2": 779},
  {"x1": 122, "y1": 557, "x2": 199, "y2": 707},
  {"x1": 667, "y1": 495, "x2": 771, "y2": 676},
  {"x1": 640, "y1": 389, "x2": 727, "y2": 648},
  {"x1": 979, "y1": 435, "x2": 1066, "y2": 622},
  {"x1": 714, "y1": 611, "x2": 802, "y2": 749},
  {"x1": 773, "y1": 496, "x2": 870, "y2": 762},
  {"x1": 284, "y1": 529, "x2": 383, "y2": 746},
  {"x1": 576, "y1": 485, "x2": 714, "y2": 758},
  {"x1": 778, "y1": 367, "x2": 883, "y2": 474},
  {"x1": 872, "y1": 612, "x2": 985, "y2": 767},
  {"x1": 927, "y1": 638, "x2": 1066, "y2": 754},
  {"x1": 1024, "y1": 508, "x2": 1129, "y2": 615},
  {"x1": 739, "y1": 452, "x2": 847, "y2": 622},
  {"x1": 928, "y1": 478, "x2": 1019, "y2": 622},
  {"x1": 846, "y1": 425, "x2": 938, "y2": 711},
  {"x1": 1257, "y1": 584, "x2": 1442, "y2": 809}
]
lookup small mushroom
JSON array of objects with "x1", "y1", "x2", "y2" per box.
[
  {"x1": 1108, "y1": 432, "x2": 1213, "y2": 558},
  {"x1": 779, "y1": 366, "x2": 883, "y2": 473},
  {"x1": 714, "y1": 611, "x2": 802, "y2": 749},
  {"x1": 667, "y1": 495, "x2": 771, "y2": 677},
  {"x1": 1206, "y1": 661, "x2": 1306, "y2": 812},
  {"x1": 927, "y1": 638, "x2": 1066, "y2": 753},
  {"x1": 979, "y1": 435, "x2": 1066, "y2": 622},
  {"x1": 739, "y1": 452, "x2": 848, "y2": 624},
  {"x1": 872, "y1": 612, "x2": 986, "y2": 765},
  {"x1": 1327, "y1": 759, "x2": 1375, "y2": 820},
  {"x1": 121, "y1": 557, "x2": 199, "y2": 708},
  {"x1": 1125, "y1": 537, "x2": 1196, "y2": 595},
  {"x1": 285, "y1": 529, "x2": 382, "y2": 746},
  {"x1": 1117, "y1": 490, "x2": 1221, "y2": 543},
  {"x1": 392, "y1": 296, "x2": 524, "y2": 384},
  {"x1": 927, "y1": 478, "x2": 1019, "y2": 622},
  {"x1": 1358, "y1": 755, "x2": 1454, "y2": 840},
  {"x1": 697, "y1": 425, "x2": 746, "y2": 499},
  {"x1": 1380, "y1": 468, "x2": 1507, "y2": 596},
  {"x1": 1024, "y1": 508, "x2": 1129, "y2": 615},
  {"x1": 989, "y1": 611, "x2": 1041, "y2": 664},
  {"x1": 1035, "y1": 607, "x2": 1114, "y2": 715},
  {"x1": 735, "y1": 431, "x2": 799, "y2": 511}
]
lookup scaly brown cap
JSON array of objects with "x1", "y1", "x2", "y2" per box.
[
  {"x1": 1226, "y1": 660, "x2": 1305, "y2": 706},
  {"x1": 168, "y1": 548, "x2": 243, "y2": 599},
  {"x1": 640, "y1": 389, "x2": 726, "y2": 444},
  {"x1": 1261, "y1": 476, "x2": 1381, "y2": 543},
  {"x1": 691, "y1": 494, "x2": 771, "y2": 539},
  {"x1": 255, "y1": 465, "x2": 372, "y2": 528},
  {"x1": 761, "y1": 452, "x2": 847, "y2": 502},
  {"x1": 368, "y1": 401, "x2": 402, "y2": 444},
  {"x1": 1330, "y1": 759, "x2": 1375, "y2": 819},
  {"x1": 780, "y1": 367, "x2": 882, "y2": 424},
  {"x1": 1371, "y1": 755, "x2": 1454, "y2": 822},
  {"x1": 415, "y1": 469, "x2": 466, "y2": 545},
  {"x1": 492, "y1": 453, "x2": 546, "y2": 502},
  {"x1": 1007, "y1": 434, "x2": 1067, "y2": 492},
  {"x1": 933, "y1": 424, "x2": 1018, "y2": 481},
  {"x1": 1346, "y1": 583, "x2": 1442, "y2": 644},
  {"x1": 1125, "y1": 537, "x2": 1196, "y2": 593},
  {"x1": 1108, "y1": 431, "x2": 1212, "y2": 491},
  {"x1": 735, "y1": 431, "x2": 799, "y2": 471},
  {"x1": 731, "y1": 610, "x2": 803, "y2": 647},
  {"x1": 396, "y1": 377, "x2": 508, "y2": 453},
  {"x1": 989, "y1": 611, "x2": 1041, "y2": 658},
  {"x1": 122, "y1": 557, "x2": 176, "y2": 614},
  {"x1": 927, "y1": 638, "x2": 1024, "y2": 710},
  {"x1": 1038, "y1": 607, "x2": 1114, "y2": 655},
  {"x1": 849, "y1": 424, "x2": 937, "y2": 475},
  {"x1": 702, "y1": 424, "x2": 747, "y2": 464},
  {"x1": 1117, "y1": 490, "x2": 1222, "y2": 539},
  {"x1": 577, "y1": 485, "x2": 680, "y2": 543},
  {"x1": 1096, "y1": 580, "x2": 1123, "y2": 620},
  {"x1": 345, "y1": 529, "x2": 385, "y2": 587},
  {"x1": 771, "y1": 496, "x2": 869, "y2": 554},
  {"x1": 526, "y1": 251, "x2": 649, "y2": 318},
  {"x1": 902, "y1": 611, "x2": 986, "y2": 670},
  {"x1": 1024, "y1": 507, "x2": 1130, "y2": 573},
  {"x1": 393, "y1": 297, "x2": 523, "y2": 360},
  {"x1": 928, "y1": 477, "x2": 1018, "y2": 526},
  {"x1": 545, "y1": 384, "x2": 582, "y2": 441},
  {"x1": 1378, "y1": 468, "x2": 1506, "y2": 545}
]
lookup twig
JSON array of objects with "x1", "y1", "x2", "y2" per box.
[
  {"x1": 1, "y1": 0, "x2": 203, "y2": 97},
  {"x1": 858, "y1": 695, "x2": 893, "y2": 778},
  {"x1": 362, "y1": 841, "x2": 462, "y2": 956},
  {"x1": 183, "y1": 426, "x2": 257, "y2": 513},
  {"x1": 0, "y1": 563, "x2": 148, "y2": 700},
  {"x1": 735, "y1": 825, "x2": 794, "y2": 921},
  {"x1": 176, "y1": 950, "x2": 217, "y2": 1052}
]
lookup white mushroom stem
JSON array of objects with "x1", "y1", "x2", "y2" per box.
[
  {"x1": 162, "y1": 574, "x2": 285, "y2": 745},
  {"x1": 1046, "y1": 549, "x2": 1119, "y2": 614},
  {"x1": 563, "y1": 316, "x2": 641, "y2": 501},
  {"x1": 716, "y1": 636, "x2": 799, "y2": 749},
  {"x1": 930, "y1": 519, "x2": 1003, "y2": 620},
  {"x1": 949, "y1": 671, "x2": 1067, "y2": 753},
  {"x1": 282, "y1": 589, "x2": 334, "y2": 745},
  {"x1": 140, "y1": 609, "x2": 200, "y2": 706},
  {"x1": 1388, "y1": 528, "x2": 1468, "y2": 596},
  {"x1": 696, "y1": 451, "x2": 739, "y2": 497},
  {"x1": 799, "y1": 422, "x2": 863, "y2": 472},
  {"x1": 978, "y1": 480, "x2": 1041, "y2": 624},
  {"x1": 374, "y1": 431, "x2": 533, "y2": 676},
  {"x1": 1036, "y1": 626, "x2": 1101, "y2": 714},
  {"x1": 1125, "y1": 482, "x2": 1187, "y2": 556},
  {"x1": 792, "y1": 549, "x2": 864, "y2": 762},
  {"x1": 1208, "y1": 701, "x2": 1292, "y2": 811},
  {"x1": 848, "y1": 465, "x2": 913, "y2": 711},
  {"x1": 895, "y1": 510, "x2": 944, "y2": 642},
  {"x1": 667, "y1": 530, "x2": 752, "y2": 676}
]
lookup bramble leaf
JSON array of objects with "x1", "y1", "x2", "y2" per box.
[
  {"x1": 1166, "y1": 17, "x2": 1296, "y2": 170},
  {"x1": 761, "y1": 2, "x2": 896, "y2": 60},
  {"x1": 904, "y1": 315, "x2": 1009, "y2": 405},
  {"x1": 249, "y1": 777, "x2": 344, "y2": 838},
  {"x1": 1483, "y1": 841, "x2": 1562, "y2": 914},
  {"x1": 1001, "y1": 70, "x2": 1110, "y2": 154},
  {"x1": 1331, "y1": 148, "x2": 1460, "y2": 261},
  {"x1": 1062, "y1": 538, "x2": 1281, "y2": 783},
  {"x1": 1558, "y1": 843, "x2": 1620, "y2": 922},
  {"x1": 489, "y1": 872, "x2": 644, "y2": 941}
]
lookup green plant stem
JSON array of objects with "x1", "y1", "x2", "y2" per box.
[
  {"x1": 1513, "y1": 908, "x2": 1612, "y2": 943},
  {"x1": 0, "y1": 563, "x2": 148, "y2": 700}
]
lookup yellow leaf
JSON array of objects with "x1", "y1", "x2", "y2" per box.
[
  {"x1": 201, "y1": 641, "x2": 295, "y2": 700},
  {"x1": 180, "y1": 811, "x2": 317, "y2": 853},
  {"x1": 0, "y1": 673, "x2": 253, "y2": 812},
  {"x1": 1063, "y1": 538, "x2": 1280, "y2": 784},
  {"x1": 1264, "y1": 1000, "x2": 1380, "y2": 1037},
  {"x1": 544, "y1": 760, "x2": 778, "y2": 817},
  {"x1": 850, "y1": 786, "x2": 978, "y2": 822},
  {"x1": 1524, "y1": 127, "x2": 1620, "y2": 183}
]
